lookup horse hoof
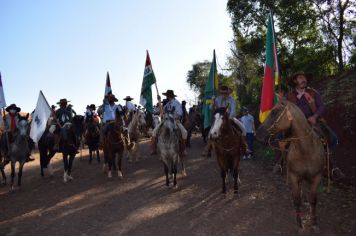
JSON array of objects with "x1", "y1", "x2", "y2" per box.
[
  {"x1": 117, "y1": 171, "x2": 123, "y2": 178},
  {"x1": 173, "y1": 185, "x2": 178, "y2": 189},
  {"x1": 67, "y1": 175, "x2": 73, "y2": 181},
  {"x1": 182, "y1": 170, "x2": 187, "y2": 177},
  {"x1": 312, "y1": 225, "x2": 320, "y2": 234},
  {"x1": 108, "y1": 172, "x2": 112, "y2": 178}
]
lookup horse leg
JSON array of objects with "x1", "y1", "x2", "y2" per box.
[
  {"x1": 62, "y1": 154, "x2": 69, "y2": 183},
  {"x1": 17, "y1": 162, "x2": 25, "y2": 187},
  {"x1": 67, "y1": 154, "x2": 75, "y2": 179},
  {"x1": 107, "y1": 152, "x2": 113, "y2": 178},
  {"x1": 113, "y1": 153, "x2": 117, "y2": 171},
  {"x1": 290, "y1": 173, "x2": 303, "y2": 230},
  {"x1": 1, "y1": 167, "x2": 6, "y2": 185},
  {"x1": 180, "y1": 155, "x2": 187, "y2": 176},
  {"x1": 221, "y1": 168, "x2": 226, "y2": 194},
  {"x1": 96, "y1": 149, "x2": 100, "y2": 163},
  {"x1": 117, "y1": 153, "x2": 123, "y2": 178},
  {"x1": 164, "y1": 163, "x2": 169, "y2": 186},
  {"x1": 309, "y1": 174, "x2": 321, "y2": 233},
  {"x1": 173, "y1": 162, "x2": 178, "y2": 187},
  {"x1": 89, "y1": 149, "x2": 92, "y2": 164},
  {"x1": 10, "y1": 161, "x2": 15, "y2": 190},
  {"x1": 233, "y1": 168, "x2": 239, "y2": 194}
]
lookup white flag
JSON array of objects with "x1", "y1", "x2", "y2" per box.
[
  {"x1": 0, "y1": 73, "x2": 7, "y2": 108},
  {"x1": 30, "y1": 91, "x2": 51, "y2": 143}
]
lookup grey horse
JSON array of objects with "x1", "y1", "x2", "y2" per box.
[
  {"x1": 8, "y1": 115, "x2": 31, "y2": 190},
  {"x1": 157, "y1": 111, "x2": 180, "y2": 187}
]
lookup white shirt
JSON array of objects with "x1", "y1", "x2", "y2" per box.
[
  {"x1": 103, "y1": 104, "x2": 122, "y2": 123},
  {"x1": 240, "y1": 114, "x2": 255, "y2": 133},
  {"x1": 164, "y1": 98, "x2": 183, "y2": 118},
  {"x1": 211, "y1": 95, "x2": 236, "y2": 119},
  {"x1": 126, "y1": 101, "x2": 136, "y2": 112}
]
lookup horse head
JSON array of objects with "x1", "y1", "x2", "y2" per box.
[
  {"x1": 256, "y1": 96, "x2": 293, "y2": 142},
  {"x1": 153, "y1": 115, "x2": 161, "y2": 128},
  {"x1": 209, "y1": 107, "x2": 230, "y2": 139},
  {"x1": 17, "y1": 114, "x2": 30, "y2": 137},
  {"x1": 162, "y1": 111, "x2": 177, "y2": 132}
]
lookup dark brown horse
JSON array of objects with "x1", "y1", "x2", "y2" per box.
[
  {"x1": 256, "y1": 97, "x2": 325, "y2": 233},
  {"x1": 209, "y1": 107, "x2": 243, "y2": 194},
  {"x1": 103, "y1": 117, "x2": 125, "y2": 178},
  {"x1": 84, "y1": 118, "x2": 100, "y2": 164}
]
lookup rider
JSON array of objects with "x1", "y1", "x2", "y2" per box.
[
  {"x1": 202, "y1": 86, "x2": 248, "y2": 157},
  {"x1": 84, "y1": 104, "x2": 98, "y2": 123},
  {"x1": 2, "y1": 104, "x2": 34, "y2": 162},
  {"x1": 98, "y1": 93, "x2": 124, "y2": 146},
  {"x1": 287, "y1": 71, "x2": 343, "y2": 179},
  {"x1": 53, "y1": 99, "x2": 77, "y2": 152},
  {"x1": 181, "y1": 100, "x2": 188, "y2": 124},
  {"x1": 150, "y1": 90, "x2": 188, "y2": 156},
  {"x1": 123, "y1": 96, "x2": 136, "y2": 124}
]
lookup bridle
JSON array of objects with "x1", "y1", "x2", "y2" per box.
[{"x1": 211, "y1": 116, "x2": 241, "y2": 153}]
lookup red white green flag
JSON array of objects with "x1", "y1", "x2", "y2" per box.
[
  {"x1": 259, "y1": 12, "x2": 279, "y2": 123},
  {"x1": 139, "y1": 50, "x2": 156, "y2": 113}
]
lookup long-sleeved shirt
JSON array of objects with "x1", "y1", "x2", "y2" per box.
[
  {"x1": 55, "y1": 107, "x2": 75, "y2": 126},
  {"x1": 101, "y1": 103, "x2": 123, "y2": 123},
  {"x1": 211, "y1": 95, "x2": 236, "y2": 119},
  {"x1": 288, "y1": 89, "x2": 325, "y2": 118},
  {"x1": 126, "y1": 101, "x2": 136, "y2": 112},
  {"x1": 164, "y1": 98, "x2": 183, "y2": 119}
]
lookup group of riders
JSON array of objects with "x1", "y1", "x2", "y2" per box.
[{"x1": 0, "y1": 70, "x2": 345, "y2": 180}]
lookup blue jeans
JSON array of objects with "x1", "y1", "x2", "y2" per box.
[{"x1": 246, "y1": 133, "x2": 254, "y2": 154}]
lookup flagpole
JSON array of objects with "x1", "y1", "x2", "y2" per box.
[
  {"x1": 154, "y1": 82, "x2": 163, "y2": 117},
  {"x1": 2, "y1": 108, "x2": 10, "y2": 157}
]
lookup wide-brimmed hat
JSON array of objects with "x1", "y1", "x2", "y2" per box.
[
  {"x1": 162, "y1": 90, "x2": 177, "y2": 97},
  {"x1": 57, "y1": 98, "x2": 70, "y2": 105},
  {"x1": 123, "y1": 96, "x2": 134, "y2": 101},
  {"x1": 5, "y1": 104, "x2": 21, "y2": 113},
  {"x1": 106, "y1": 94, "x2": 118, "y2": 102},
  {"x1": 288, "y1": 71, "x2": 313, "y2": 87},
  {"x1": 89, "y1": 104, "x2": 96, "y2": 110},
  {"x1": 219, "y1": 85, "x2": 232, "y2": 94}
]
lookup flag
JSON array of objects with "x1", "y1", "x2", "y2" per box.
[
  {"x1": 104, "y1": 72, "x2": 112, "y2": 96},
  {"x1": 140, "y1": 50, "x2": 156, "y2": 113},
  {"x1": 0, "y1": 73, "x2": 6, "y2": 108},
  {"x1": 259, "y1": 13, "x2": 279, "y2": 123},
  {"x1": 30, "y1": 91, "x2": 52, "y2": 143},
  {"x1": 203, "y1": 50, "x2": 218, "y2": 129}
]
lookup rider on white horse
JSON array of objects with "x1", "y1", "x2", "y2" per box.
[{"x1": 151, "y1": 90, "x2": 188, "y2": 156}]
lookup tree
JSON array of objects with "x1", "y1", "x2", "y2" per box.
[{"x1": 314, "y1": 0, "x2": 355, "y2": 72}]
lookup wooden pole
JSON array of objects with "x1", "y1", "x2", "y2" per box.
[
  {"x1": 2, "y1": 108, "x2": 10, "y2": 156},
  {"x1": 154, "y1": 82, "x2": 163, "y2": 117}
]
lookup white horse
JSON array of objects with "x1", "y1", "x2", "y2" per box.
[
  {"x1": 126, "y1": 109, "x2": 146, "y2": 163},
  {"x1": 157, "y1": 111, "x2": 180, "y2": 187}
]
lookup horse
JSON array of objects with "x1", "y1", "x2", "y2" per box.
[
  {"x1": 157, "y1": 110, "x2": 180, "y2": 187},
  {"x1": 183, "y1": 108, "x2": 201, "y2": 147},
  {"x1": 0, "y1": 114, "x2": 31, "y2": 190},
  {"x1": 103, "y1": 117, "x2": 125, "y2": 178},
  {"x1": 60, "y1": 121, "x2": 79, "y2": 183},
  {"x1": 126, "y1": 109, "x2": 146, "y2": 163},
  {"x1": 153, "y1": 114, "x2": 161, "y2": 129},
  {"x1": 256, "y1": 97, "x2": 325, "y2": 233},
  {"x1": 0, "y1": 150, "x2": 7, "y2": 185},
  {"x1": 209, "y1": 107, "x2": 243, "y2": 194},
  {"x1": 84, "y1": 117, "x2": 101, "y2": 164}
]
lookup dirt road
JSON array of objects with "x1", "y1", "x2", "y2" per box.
[{"x1": 0, "y1": 136, "x2": 355, "y2": 235}]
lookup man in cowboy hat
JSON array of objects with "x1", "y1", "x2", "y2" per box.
[
  {"x1": 52, "y1": 98, "x2": 77, "y2": 151},
  {"x1": 98, "y1": 93, "x2": 124, "y2": 146},
  {"x1": 123, "y1": 96, "x2": 136, "y2": 113},
  {"x1": 151, "y1": 89, "x2": 188, "y2": 156},
  {"x1": 201, "y1": 85, "x2": 248, "y2": 157},
  {"x1": 287, "y1": 71, "x2": 343, "y2": 179},
  {"x1": 84, "y1": 104, "x2": 98, "y2": 123},
  {"x1": 2, "y1": 104, "x2": 35, "y2": 162}
]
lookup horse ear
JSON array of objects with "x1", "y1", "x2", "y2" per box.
[
  {"x1": 25, "y1": 113, "x2": 30, "y2": 120},
  {"x1": 276, "y1": 93, "x2": 287, "y2": 106}
]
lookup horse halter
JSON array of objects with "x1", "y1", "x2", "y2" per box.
[{"x1": 267, "y1": 105, "x2": 290, "y2": 135}]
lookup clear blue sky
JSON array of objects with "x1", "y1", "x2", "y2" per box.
[{"x1": 0, "y1": 0, "x2": 233, "y2": 114}]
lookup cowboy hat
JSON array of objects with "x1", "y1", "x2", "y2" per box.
[
  {"x1": 89, "y1": 104, "x2": 96, "y2": 110},
  {"x1": 57, "y1": 98, "x2": 71, "y2": 105},
  {"x1": 123, "y1": 96, "x2": 134, "y2": 101},
  {"x1": 219, "y1": 85, "x2": 232, "y2": 94},
  {"x1": 162, "y1": 90, "x2": 177, "y2": 97},
  {"x1": 5, "y1": 104, "x2": 21, "y2": 113},
  {"x1": 105, "y1": 94, "x2": 118, "y2": 102},
  {"x1": 288, "y1": 71, "x2": 313, "y2": 87}
]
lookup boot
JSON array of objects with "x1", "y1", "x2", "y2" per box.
[{"x1": 150, "y1": 137, "x2": 157, "y2": 155}]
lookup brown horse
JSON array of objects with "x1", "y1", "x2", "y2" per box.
[
  {"x1": 103, "y1": 117, "x2": 125, "y2": 178},
  {"x1": 84, "y1": 118, "x2": 101, "y2": 164},
  {"x1": 125, "y1": 110, "x2": 145, "y2": 163},
  {"x1": 209, "y1": 107, "x2": 243, "y2": 194},
  {"x1": 256, "y1": 97, "x2": 325, "y2": 233}
]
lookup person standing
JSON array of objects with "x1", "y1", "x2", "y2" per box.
[{"x1": 240, "y1": 107, "x2": 256, "y2": 159}]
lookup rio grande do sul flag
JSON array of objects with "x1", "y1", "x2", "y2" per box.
[
  {"x1": 139, "y1": 50, "x2": 156, "y2": 113},
  {"x1": 104, "y1": 71, "x2": 112, "y2": 96},
  {"x1": 259, "y1": 13, "x2": 279, "y2": 123},
  {"x1": 0, "y1": 72, "x2": 6, "y2": 108}
]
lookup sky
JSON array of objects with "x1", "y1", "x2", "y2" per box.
[{"x1": 0, "y1": 0, "x2": 233, "y2": 114}]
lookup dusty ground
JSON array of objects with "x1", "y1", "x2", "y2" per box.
[{"x1": 0, "y1": 135, "x2": 355, "y2": 236}]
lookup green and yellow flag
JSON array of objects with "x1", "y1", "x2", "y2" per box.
[
  {"x1": 259, "y1": 13, "x2": 279, "y2": 123},
  {"x1": 203, "y1": 50, "x2": 218, "y2": 129}
]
